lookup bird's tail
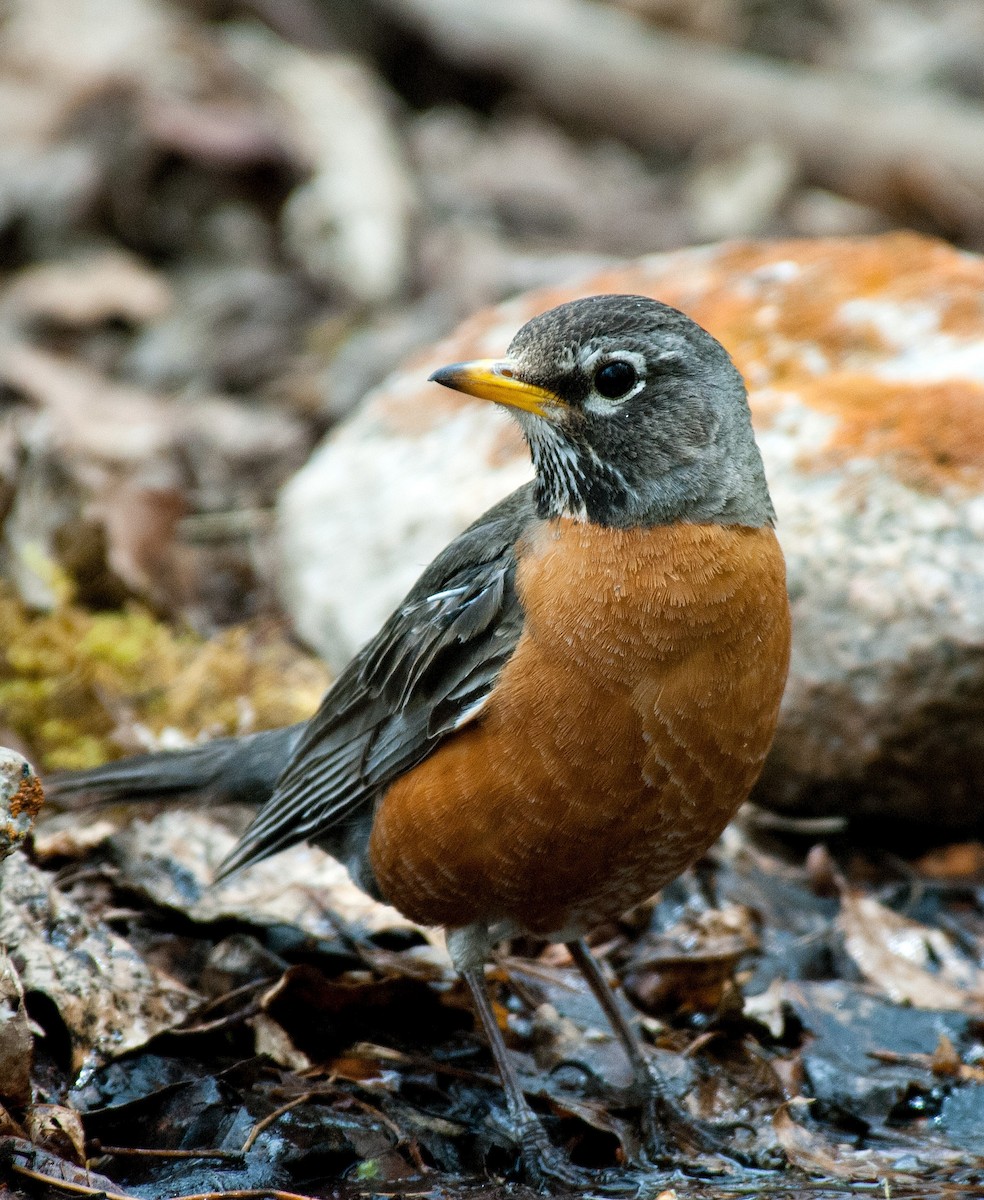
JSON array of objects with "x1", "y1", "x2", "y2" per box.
[{"x1": 46, "y1": 724, "x2": 305, "y2": 810}]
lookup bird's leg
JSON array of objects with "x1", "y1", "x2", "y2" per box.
[
  {"x1": 462, "y1": 967, "x2": 587, "y2": 1188},
  {"x1": 567, "y1": 939, "x2": 726, "y2": 1163}
]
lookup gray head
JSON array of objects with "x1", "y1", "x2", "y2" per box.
[{"x1": 430, "y1": 294, "x2": 774, "y2": 529}]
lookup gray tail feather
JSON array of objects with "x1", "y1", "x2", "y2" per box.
[{"x1": 46, "y1": 724, "x2": 306, "y2": 810}]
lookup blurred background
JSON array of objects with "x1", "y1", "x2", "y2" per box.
[{"x1": 2, "y1": 0, "x2": 984, "y2": 765}]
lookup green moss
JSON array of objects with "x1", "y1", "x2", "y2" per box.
[{"x1": 0, "y1": 585, "x2": 329, "y2": 770}]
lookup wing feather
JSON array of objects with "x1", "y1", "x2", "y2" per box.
[{"x1": 217, "y1": 484, "x2": 536, "y2": 879}]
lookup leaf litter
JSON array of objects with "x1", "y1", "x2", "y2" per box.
[{"x1": 6, "y1": 788, "x2": 984, "y2": 1198}]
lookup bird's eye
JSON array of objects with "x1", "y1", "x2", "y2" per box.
[{"x1": 594, "y1": 360, "x2": 637, "y2": 399}]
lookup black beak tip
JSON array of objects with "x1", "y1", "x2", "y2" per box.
[{"x1": 428, "y1": 364, "x2": 458, "y2": 388}]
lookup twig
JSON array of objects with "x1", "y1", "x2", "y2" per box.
[
  {"x1": 89, "y1": 1143, "x2": 243, "y2": 1161},
  {"x1": 680, "y1": 1030, "x2": 719, "y2": 1058},
  {"x1": 186, "y1": 976, "x2": 278, "y2": 1022},
  {"x1": 12, "y1": 1165, "x2": 322, "y2": 1200},
  {"x1": 241, "y1": 1093, "x2": 314, "y2": 1154},
  {"x1": 337, "y1": 1094, "x2": 430, "y2": 1174},
  {"x1": 343, "y1": 1040, "x2": 499, "y2": 1086},
  {"x1": 373, "y1": 0, "x2": 984, "y2": 231},
  {"x1": 169, "y1": 1001, "x2": 262, "y2": 1036}
]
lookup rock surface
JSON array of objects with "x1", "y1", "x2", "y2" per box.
[
  {"x1": 0, "y1": 749, "x2": 43, "y2": 861},
  {"x1": 279, "y1": 233, "x2": 984, "y2": 831}
]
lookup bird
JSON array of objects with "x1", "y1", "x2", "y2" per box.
[{"x1": 50, "y1": 295, "x2": 791, "y2": 1185}]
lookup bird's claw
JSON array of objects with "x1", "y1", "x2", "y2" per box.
[
  {"x1": 514, "y1": 1114, "x2": 592, "y2": 1192},
  {"x1": 626, "y1": 1059, "x2": 736, "y2": 1167}
]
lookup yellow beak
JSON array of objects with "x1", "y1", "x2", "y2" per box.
[{"x1": 428, "y1": 359, "x2": 561, "y2": 418}]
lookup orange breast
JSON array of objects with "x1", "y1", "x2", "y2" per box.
[{"x1": 368, "y1": 518, "x2": 790, "y2": 936}]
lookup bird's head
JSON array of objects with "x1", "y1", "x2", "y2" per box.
[{"x1": 429, "y1": 294, "x2": 774, "y2": 529}]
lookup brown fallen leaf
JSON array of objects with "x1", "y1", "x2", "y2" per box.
[
  {"x1": 23, "y1": 1104, "x2": 86, "y2": 1165},
  {"x1": 623, "y1": 901, "x2": 758, "y2": 1015},
  {"x1": 0, "y1": 1101, "x2": 28, "y2": 1138},
  {"x1": 249, "y1": 1012, "x2": 312, "y2": 1073},
  {"x1": 0, "y1": 953, "x2": 33, "y2": 1106},
  {"x1": 773, "y1": 1103, "x2": 968, "y2": 1180},
  {"x1": 915, "y1": 841, "x2": 984, "y2": 881},
  {"x1": 1, "y1": 1136, "x2": 124, "y2": 1197},
  {"x1": 110, "y1": 809, "x2": 422, "y2": 943},
  {"x1": 772, "y1": 1104, "x2": 884, "y2": 1181},
  {"x1": 932, "y1": 1032, "x2": 964, "y2": 1077},
  {"x1": 91, "y1": 483, "x2": 189, "y2": 603},
  {"x1": 837, "y1": 889, "x2": 984, "y2": 1011},
  {"x1": 2, "y1": 344, "x2": 309, "y2": 504},
  {"x1": 2, "y1": 344, "x2": 177, "y2": 473}
]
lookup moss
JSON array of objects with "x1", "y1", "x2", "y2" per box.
[{"x1": 0, "y1": 585, "x2": 329, "y2": 770}]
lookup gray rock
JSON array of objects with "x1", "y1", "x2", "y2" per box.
[{"x1": 0, "y1": 749, "x2": 42, "y2": 861}]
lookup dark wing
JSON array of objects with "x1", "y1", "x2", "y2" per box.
[{"x1": 217, "y1": 483, "x2": 536, "y2": 879}]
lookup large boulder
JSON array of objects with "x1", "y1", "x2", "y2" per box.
[{"x1": 279, "y1": 233, "x2": 984, "y2": 832}]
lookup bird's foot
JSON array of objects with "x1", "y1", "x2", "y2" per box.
[
  {"x1": 631, "y1": 1060, "x2": 740, "y2": 1167},
  {"x1": 512, "y1": 1113, "x2": 592, "y2": 1192},
  {"x1": 511, "y1": 1119, "x2": 711, "y2": 1195},
  {"x1": 641, "y1": 1092, "x2": 723, "y2": 1163}
]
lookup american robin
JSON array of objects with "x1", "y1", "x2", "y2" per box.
[{"x1": 51, "y1": 295, "x2": 790, "y2": 1185}]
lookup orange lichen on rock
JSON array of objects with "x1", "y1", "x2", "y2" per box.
[
  {"x1": 799, "y1": 374, "x2": 984, "y2": 492},
  {"x1": 655, "y1": 241, "x2": 898, "y2": 381},
  {"x1": 647, "y1": 233, "x2": 984, "y2": 388},
  {"x1": 10, "y1": 770, "x2": 44, "y2": 822},
  {"x1": 0, "y1": 752, "x2": 45, "y2": 858}
]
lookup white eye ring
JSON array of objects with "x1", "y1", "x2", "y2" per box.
[{"x1": 580, "y1": 347, "x2": 647, "y2": 411}]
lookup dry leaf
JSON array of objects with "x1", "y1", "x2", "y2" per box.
[
  {"x1": 92, "y1": 482, "x2": 188, "y2": 606},
  {"x1": 110, "y1": 809, "x2": 421, "y2": 941},
  {"x1": 31, "y1": 812, "x2": 120, "y2": 861},
  {"x1": 0, "y1": 851, "x2": 198, "y2": 1076},
  {"x1": 249, "y1": 1013, "x2": 312, "y2": 1072},
  {"x1": 0, "y1": 1100, "x2": 28, "y2": 1137},
  {"x1": 743, "y1": 977, "x2": 787, "y2": 1039},
  {"x1": 773, "y1": 1104, "x2": 889, "y2": 1181},
  {"x1": 624, "y1": 901, "x2": 758, "y2": 1014},
  {"x1": 224, "y1": 26, "x2": 414, "y2": 304},
  {"x1": 915, "y1": 842, "x2": 984, "y2": 881},
  {"x1": 23, "y1": 1104, "x2": 86, "y2": 1163},
  {"x1": 932, "y1": 1033, "x2": 964, "y2": 1078},
  {"x1": 774, "y1": 1103, "x2": 968, "y2": 1180},
  {"x1": 0, "y1": 952, "x2": 33, "y2": 1106},
  {"x1": 838, "y1": 890, "x2": 984, "y2": 1011}
]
